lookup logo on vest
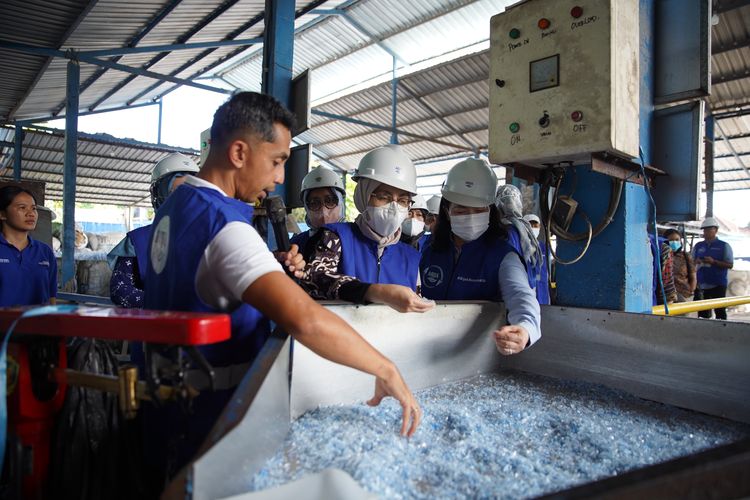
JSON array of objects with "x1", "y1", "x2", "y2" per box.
[
  {"x1": 423, "y1": 265, "x2": 444, "y2": 288},
  {"x1": 151, "y1": 216, "x2": 171, "y2": 275},
  {"x1": 0, "y1": 258, "x2": 9, "y2": 264},
  {"x1": 38, "y1": 260, "x2": 50, "y2": 267}
]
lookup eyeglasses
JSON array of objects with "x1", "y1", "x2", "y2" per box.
[
  {"x1": 370, "y1": 192, "x2": 413, "y2": 209},
  {"x1": 306, "y1": 195, "x2": 339, "y2": 211}
]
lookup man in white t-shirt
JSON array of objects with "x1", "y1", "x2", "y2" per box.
[{"x1": 143, "y1": 92, "x2": 420, "y2": 485}]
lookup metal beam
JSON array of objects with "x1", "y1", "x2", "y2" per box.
[
  {"x1": 78, "y1": 37, "x2": 262, "y2": 58},
  {"x1": 51, "y1": 0, "x2": 185, "y2": 116},
  {"x1": 13, "y1": 165, "x2": 150, "y2": 183},
  {"x1": 15, "y1": 100, "x2": 159, "y2": 126},
  {"x1": 399, "y1": 81, "x2": 478, "y2": 152},
  {"x1": 151, "y1": 0, "x2": 329, "y2": 102},
  {"x1": 705, "y1": 115, "x2": 714, "y2": 216},
  {"x1": 261, "y1": 0, "x2": 295, "y2": 107},
  {"x1": 157, "y1": 99, "x2": 163, "y2": 144},
  {"x1": 715, "y1": 151, "x2": 750, "y2": 159},
  {"x1": 339, "y1": 12, "x2": 407, "y2": 65},
  {"x1": 312, "y1": 109, "x2": 474, "y2": 153},
  {"x1": 86, "y1": 0, "x2": 242, "y2": 111},
  {"x1": 13, "y1": 125, "x2": 23, "y2": 181},
  {"x1": 715, "y1": 132, "x2": 750, "y2": 141},
  {"x1": 390, "y1": 56, "x2": 398, "y2": 144},
  {"x1": 712, "y1": 33, "x2": 750, "y2": 55},
  {"x1": 62, "y1": 60, "x2": 79, "y2": 288},
  {"x1": 712, "y1": 68, "x2": 750, "y2": 85},
  {"x1": 714, "y1": 0, "x2": 750, "y2": 15},
  {"x1": 714, "y1": 119, "x2": 750, "y2": 180},
  {"x1": 6, "y1": 0, "x2": 100, "y2": 121}
]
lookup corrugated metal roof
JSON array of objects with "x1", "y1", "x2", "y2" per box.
[
  {"x1": 0, "y1": 0, "x2": 324, "y2": 122},
  {"x1": 0, "y1": 125, "x2": 198, "y2": 205}
]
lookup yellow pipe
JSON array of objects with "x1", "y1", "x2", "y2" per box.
[{"x1": 652, "y1": 295, "x2": 750, "y2": 316}]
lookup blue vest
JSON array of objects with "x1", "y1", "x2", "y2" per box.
[
  {"x1": 506, "y1": 226, "x2": 549, "y2": 304},
  {"x1": 694, "y1": 239, "x2": 730, "y2": 287},
  {"x1": 325, "y1": 222, "x2": 420, "y2": 290},
  {"x1": 144, "y1": 184, "x2": 270, "y2": 367},
  {"x1": 127, "y1": 224, "x2": 151, "y2": 284},
  {"x1": 417, "y1": 233, "x2": 431, "y2": 253},
  {"x1": 420, "y1": 232, "x2": 515, "y2": 301}
]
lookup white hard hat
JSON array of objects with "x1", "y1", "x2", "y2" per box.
[
  {"x1": 410, "y1": 194, "x2": 428, "y2": 211},
  {"x1": 701, "y1": 217, "x2": 719, "y2": 229},
  {"x1": 352, "y1": 145, "x2": 417, "y2": 195},
  {"x1": 151, "y1": 153, "x2": 199, "y2": 184},
  {"x1": 441, "y1": 158, "x2": 497, "y2": 208},
  {"x1": 523, "y1": 214, "x2": 540, "y2": 225},
  {"x1": 425, "y1": 195, "x2": 442, "y2": 215},
  {"x1": 300, "y1": 166, "x2": 345, "y2": 200}
]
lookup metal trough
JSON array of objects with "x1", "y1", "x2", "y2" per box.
[{"x1": 170, "y1": 302, "x2": 750, "y2": 499}]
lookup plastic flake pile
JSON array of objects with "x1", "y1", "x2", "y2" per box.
[{"x1": 250, "y1": 371, "x2": 749, "y2": 498}]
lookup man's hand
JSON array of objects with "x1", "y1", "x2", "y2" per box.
[
  {"x1": 274, "y1": 244, "x2": 305, "y2": 279},
  {"x1": 364, "y1": 284, "x2": 436, "y2": 313},
  {"x1": 703, "y1": 256, "x2": 715, "y2": 265},
  {"x1": 367, "y1": 363, "x2": 421, "y2": 437},
  {"x1": 493, "y1": 325, "x2": 529, "y2": 356}
]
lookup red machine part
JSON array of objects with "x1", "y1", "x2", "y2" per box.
[
  {"x1": 1, "y1": 306, "x2": 232, "y2": 499},
  {"x1": 0, "y1": 306, "x2": 231, "y2": 344}
]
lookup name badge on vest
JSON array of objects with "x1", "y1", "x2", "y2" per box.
[{"x1": 38, "y1": 260, "x2": 50, "y2": 267}]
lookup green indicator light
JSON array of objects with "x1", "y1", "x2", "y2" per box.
[
  {"x1": 509, "y1": 28, "x2": 521, "y2": 39},
  {"x1": 509, "y1": 122, "x2": 520, "y2": 133},
  {"x1": 201, "y1": 141, "x2": 207, "y2": 148}
]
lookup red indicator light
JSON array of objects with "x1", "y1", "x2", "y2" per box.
[
  {"x1": 538, "y1": 18, "x2": 551, "y2": 30},
  {"x1": 571, "y1": 111, "x2": 584, "y2": 122},
  {"x1": 571, "y1": 6, "x2": 583, "y2": 18}
]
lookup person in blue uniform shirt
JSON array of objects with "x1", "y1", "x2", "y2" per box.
[
  {"x1": 290, "y1": 166, "x2": 345, "y2": 260},
  {"x1": 420, "y1": 158, "x2": 541, "y2": 355},
  {"x1": 522, "y1": 213, "x2": 551, "y2": 305},
  {"x1": 692, "y1": 217, "x2": 734, "y2": 319},
  {"x1": 143, "y1": 92, "x2": 421, "y2": 483},
  {"x1": 495, "y1": 184, "x2": 548, "y2": 305},
  {"x1": 300, "y1": 145, "x2": 435, "y2": 314},
  {"x1": 400, "y1": 194, "x2": 430, "y2": 252},
  {"x1": 107, "y1": 153, "x2": 199, "y2": 308},
  {"x1": 0, "y1": 186, "x2": 57, "y2": 307}
]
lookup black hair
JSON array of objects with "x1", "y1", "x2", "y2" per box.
[
  {"x1": 0, "y1": 185, "x2": 37, "y2": 211},
  {"x1": 663, "y1": 228, "x2": 681, "y2": 239},
  {"x1": 431, "y1": 197, "x2": 505, "y2": 252},
  {"x1": 0, "y1": 186, "x2": 37, "y2": 228},
  {"x1": 210, "y1": 92, "x2": 296, "y2": 149}
]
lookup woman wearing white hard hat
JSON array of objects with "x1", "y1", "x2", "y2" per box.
[
  {"x1": 400, "y1": 194, "x2": 431, "y2": 252},
  {"x1": 107, "y1": 152, "x2": 199, "y2": 308},
  {"x1": 291, "y1": 166, "x2": 346, "y2": 258},
  {"x1": 424, "y1": 195, "x2": 441, "y2": 233},
  {"x1": 420, "y1": 158, "x2": 541, "y2": 355},
  {"x1": 496, "y1": 185, "x2": 549, "y2": 305},
  {"x1": 300, "y1": 145, "x2": 434, "y2": 313}
]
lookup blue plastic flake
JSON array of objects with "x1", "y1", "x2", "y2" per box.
[{"x1": 249, "y1": 371, "x2": 749, "y2": 498}]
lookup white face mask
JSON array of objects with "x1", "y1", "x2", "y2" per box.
[
  {"x1": 531, "y1": 227, "x2": 540, "y2": 238},
  {"x1": 401, "y1": 218, "x2": 425, "y2": 237},
  {"x1": 364, "y1": 202, "x2": 408, "y2": 237},
  {"x1": 307, "y1": 206, "x2": 340, "y2": 229},
  {"x1": 450, "y1": 211, "x2": 490, "y2": 242}
]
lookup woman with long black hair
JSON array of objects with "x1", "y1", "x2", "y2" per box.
[{"x1": 420, "y1": 159, "x2": 541, "y2": 355}]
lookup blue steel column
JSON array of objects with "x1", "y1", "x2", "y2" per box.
[
  {"x1": 390, "y1": 56, "x2": 398, "y2": 144},
  {"x1": 13, "y1": 125, "x2": 23, "y2": 181},
  {"x1": 554, "y1": 0, "x2": 653, "y2": 312},
  {"x1": 261, "y1": 0, "x2": 295, "y2": 202},
  {"x1": 62, "y1": 58, "x2": 80, "y2": 288}
]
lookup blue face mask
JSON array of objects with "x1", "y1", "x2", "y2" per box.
[{"x1": 668, "y1": 240, "x2": 682, "y2": 252}]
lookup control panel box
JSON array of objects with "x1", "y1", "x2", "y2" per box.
[{"x1": 489, "y1": 0, "x2": 639, "y2": 168}]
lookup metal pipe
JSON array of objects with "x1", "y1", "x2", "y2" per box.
[
  {"x1": 14, "y1": 101, "x2": 159, "y2": 126},
  {"x1": 61, "y1": 60, "x2": 79, "y2": 289},
  {"x1": 157, "y1": 98, "x2": 163, "y2": 144},
  {"x1": 78, "y1": 37, "x2": 262, "y2": 58},
  {"x1": 705, "y1": 115, "x2": 715, "y2": 217},
  {"x1": 652, "y1": 295, "x2": 750, "y2": 316}
]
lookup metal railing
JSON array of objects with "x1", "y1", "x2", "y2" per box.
[{"x1": 652, "y1": 295, "x2": 750, "y2": 316}]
